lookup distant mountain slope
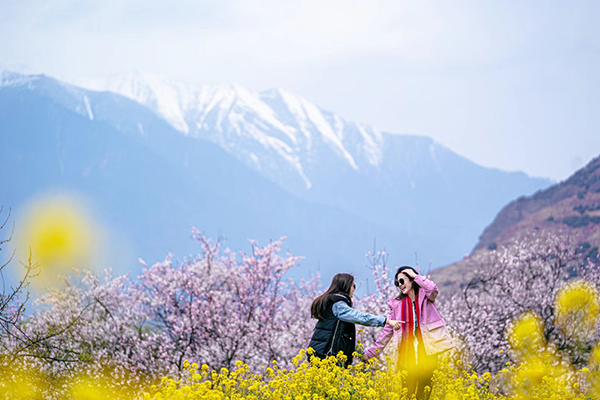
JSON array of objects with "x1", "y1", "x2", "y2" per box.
[
  {"x1": 78, "y1": 71, "x2": 553, "y2": 267},
  {"x1": 431, "y1": 155, "x2": 600, "y2": 299},
  {"x1": 474, "y1": 154, "x2": 600, "y2": 257}
]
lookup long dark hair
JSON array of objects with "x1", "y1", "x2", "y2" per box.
[
  {"x1": 311, "y1": 273, "x2": 354, "y2": 320},
  {"x1": 394, "y1": 266, "x2": 419, "y2": 300}
]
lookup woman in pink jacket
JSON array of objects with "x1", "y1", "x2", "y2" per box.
[{"x1": 362, "y1": 266, "x2": 454, "y2": 400}]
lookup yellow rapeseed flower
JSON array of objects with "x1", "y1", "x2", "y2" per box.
[
  {"x1": 507, "y1": 311, "x2": 545, "y2": 361},
  {"x1": 15, "y1": 194, "x2": 101, "y2": 290},
  {"x1": 555, "y1": 279, "x2": 600, "y2": 341}
]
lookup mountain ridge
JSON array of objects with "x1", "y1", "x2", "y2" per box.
[
  {"x1": 474, "y1": 155, "x2": 600, "y2": 253},
  {"x1": 431, "y1": 154, "x2": 600, "y2": 300},
  {"x1": 1, "y1": 70, "x2": 553, "y2": 273},
  {"x1": 0, "y1": 76, "x2": 426, "y2": 281}
]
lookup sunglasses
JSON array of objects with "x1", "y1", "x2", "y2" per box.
[{"x1": 394, "y1": 278, "x2": 406, "y2": 287}]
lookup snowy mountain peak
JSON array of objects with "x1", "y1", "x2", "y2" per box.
[
  {"x1": 77, "y1": 71, "x2": 414, "y2": 191},
  {"x1": 259, "y1": 87, "x2": 360, "y2": 170},
  {"x1": 0, "y1": 70, "x2": 41, "y2": 88},
  {"x1": 79, "y1": 71, "x2": 197, "y2": 133}
]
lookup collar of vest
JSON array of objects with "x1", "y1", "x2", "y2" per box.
[{"x1": 330, "y1": 293, "x2": 352, "y2": 306}]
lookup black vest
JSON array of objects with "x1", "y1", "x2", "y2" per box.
[{"x1": 308, "y1": 293, "x2": 356, "y2": 366}]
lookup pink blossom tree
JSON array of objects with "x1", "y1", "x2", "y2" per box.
[
  {"x1": 438, "y1": 232, "x2": 598, "y2": 373},
  {"x1": 132, "y1": 230, "x2": 317, "y2": 371},
  {"x1": 14, "y1": 230, "x2": 319, "y2": 393}
]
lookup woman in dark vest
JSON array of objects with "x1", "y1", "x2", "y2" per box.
[{"x1": 308, "y1": 273, "x2": 402, "y2": 366}]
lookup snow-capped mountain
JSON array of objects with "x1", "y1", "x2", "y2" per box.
[
  {"x1": 1, "y1": 72, "x2": 420, "y2": 281},
  {"x1": 1, "y1": 70, "x2": 40, "y2": 88},
  {"x1": 78, "y1": 72, "x2": 552, "y2": 260},
  {"x1": 2, "y1": 70, "x2": 553, "y2": 271},
  {"x1": 79, "y1": 72, "x2": 393, "y2": 192}
]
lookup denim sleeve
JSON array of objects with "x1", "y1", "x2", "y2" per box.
[{"x1": 332, "y1": 301, "x2": 386, "y2": 327}]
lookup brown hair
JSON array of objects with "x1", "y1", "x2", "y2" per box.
[{"x1": 311, "y1": 273, "x2": 354, "y2": 320}]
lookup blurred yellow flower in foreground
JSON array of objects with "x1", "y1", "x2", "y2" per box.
[
  {"x1": 0, "y1": 368, "x2": 43, "y2": 400},
  {"x1": 555, "y1": 279, "x2": 600, "y2": 340},
  {"x1": 590, "y1": 343, "x2": 600, "y2": 368},
  {"x1": 16, "y1": 195, "x2": 97, "y2": 289},
  {"x1": 69, "y1": 375, "x2": 133, "y2": 400},
  {"x1": 507, "y1": 311, "x2": 544, "y2": 358}
]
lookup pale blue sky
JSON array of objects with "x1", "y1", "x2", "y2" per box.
[{"x1": 1, "y1": 0, "x2": 599, "y2": 180}]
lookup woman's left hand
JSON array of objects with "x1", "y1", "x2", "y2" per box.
[{"x1": 405, "y1": 269, "x2": 418, "y2": 278}]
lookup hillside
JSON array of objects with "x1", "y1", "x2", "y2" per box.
[
  {"x1": 474, "y1": 155, "x2": 600, "y2": 256},
  {"x1": 431, "y1": 155, "x2": 600, "y2": 300}
]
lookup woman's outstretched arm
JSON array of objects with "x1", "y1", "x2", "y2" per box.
[
  {"x1": 332, "y1": 301, "x2": 386, "y2": 326},
  {"x1": 332, "y1": 301, "x2": 402, "y2": 328}
]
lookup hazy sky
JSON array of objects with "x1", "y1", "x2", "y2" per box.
[{"x1": 1, "y1": 0, "x2": 599, "y2": 181}]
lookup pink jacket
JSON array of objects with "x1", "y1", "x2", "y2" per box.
[{"x1": 364, "y1": 275, "x2": 454, "y2": 359}]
